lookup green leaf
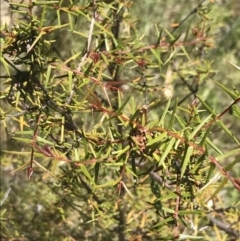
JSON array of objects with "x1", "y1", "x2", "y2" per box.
[
  {"x1": 230, "y1": 104, "x2": 240, "y2": 119},
  {"x1": 162, "y1": 206, "x2": 175, "y2": 214},
  {"x1": 80, "y1": 165, "x2": 95, "y2": 185},
  {"x1": 181, "y1": 145, "x2": 193, "y2": 178},
  {"x1": 150, "y1": 48, "x2": 163, "y2": 66},
  {"x1": 168, "y1": 98, "x2": 178, "y2": 129},
  {"x1": 188, "y1": 115, "x2": 212, "y2": 141},
  {"x1": 159, "y1": 137, "x2": 175, "y2": 168},
  {"x1": 215, "y1": 81, "x2": 238, "y2": 100},
  {"x1": 216, "y1": 120, "x2": 240, "y2": 145},
  {"x1": 153, "y1": 216, "x2": 174, "y2": 228},
  {"x1": 179, "y1": 234, "x2": 204, "y2": 240},
  {"x1": 116, "y1": 95, "x2": 131, "y2": 114},
  {"x1": 146, "y1": 132, "x2": 167, "y2": 146},
  {"x1": 159, "y1": 98, "x2": 171, "y2": 127},
  {"x1": 197, "y1": 95, "x2": 216, "y2": 117},
  {"x1": 225, "y1": 60, "x2": 240, "y2": 71},
  {"x1": 45, "y1": 65, "x2": 52, "y2": 88},
  {"x1": 96, "y1": 177, "x2": 122, "y2": 188},
  {"x1": 205, "y1": 138, "x2": 223, "y2": 155},
  {"x1": 112, "y1": 145, "x2": 130, "y2": 157}
]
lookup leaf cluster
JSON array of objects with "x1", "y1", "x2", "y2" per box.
[{"x1": 0, "y1": 1, "x2": 239, "y2": 240}]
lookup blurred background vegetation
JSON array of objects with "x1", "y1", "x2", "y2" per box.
[{"x1": 0, "y1": 0, "x2": 240, "y2": 240}]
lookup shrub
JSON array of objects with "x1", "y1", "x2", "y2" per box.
[{"x1": 0, "y1": 1, "x2": 239, "y2": 240}]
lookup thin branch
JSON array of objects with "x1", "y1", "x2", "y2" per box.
[
  {"x1": 171, "y1": 0, "x2": 207, "y2": 34},
  {"x1": 208, "y1": 215, "x2": 239, "y2": 238},
  {"x1": 76, "y1": 0, "x2": 96, "y2": 72},
  {"x1": 0, "y1": 187, "x2": 12, "y2": 207},
  {"x1": 66, "y1": 0, "x2": 97, "y2": 107}
]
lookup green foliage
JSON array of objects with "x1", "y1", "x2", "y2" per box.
[{"x1": 0, "y1": 1, "x2": 239, "y2": 240}]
